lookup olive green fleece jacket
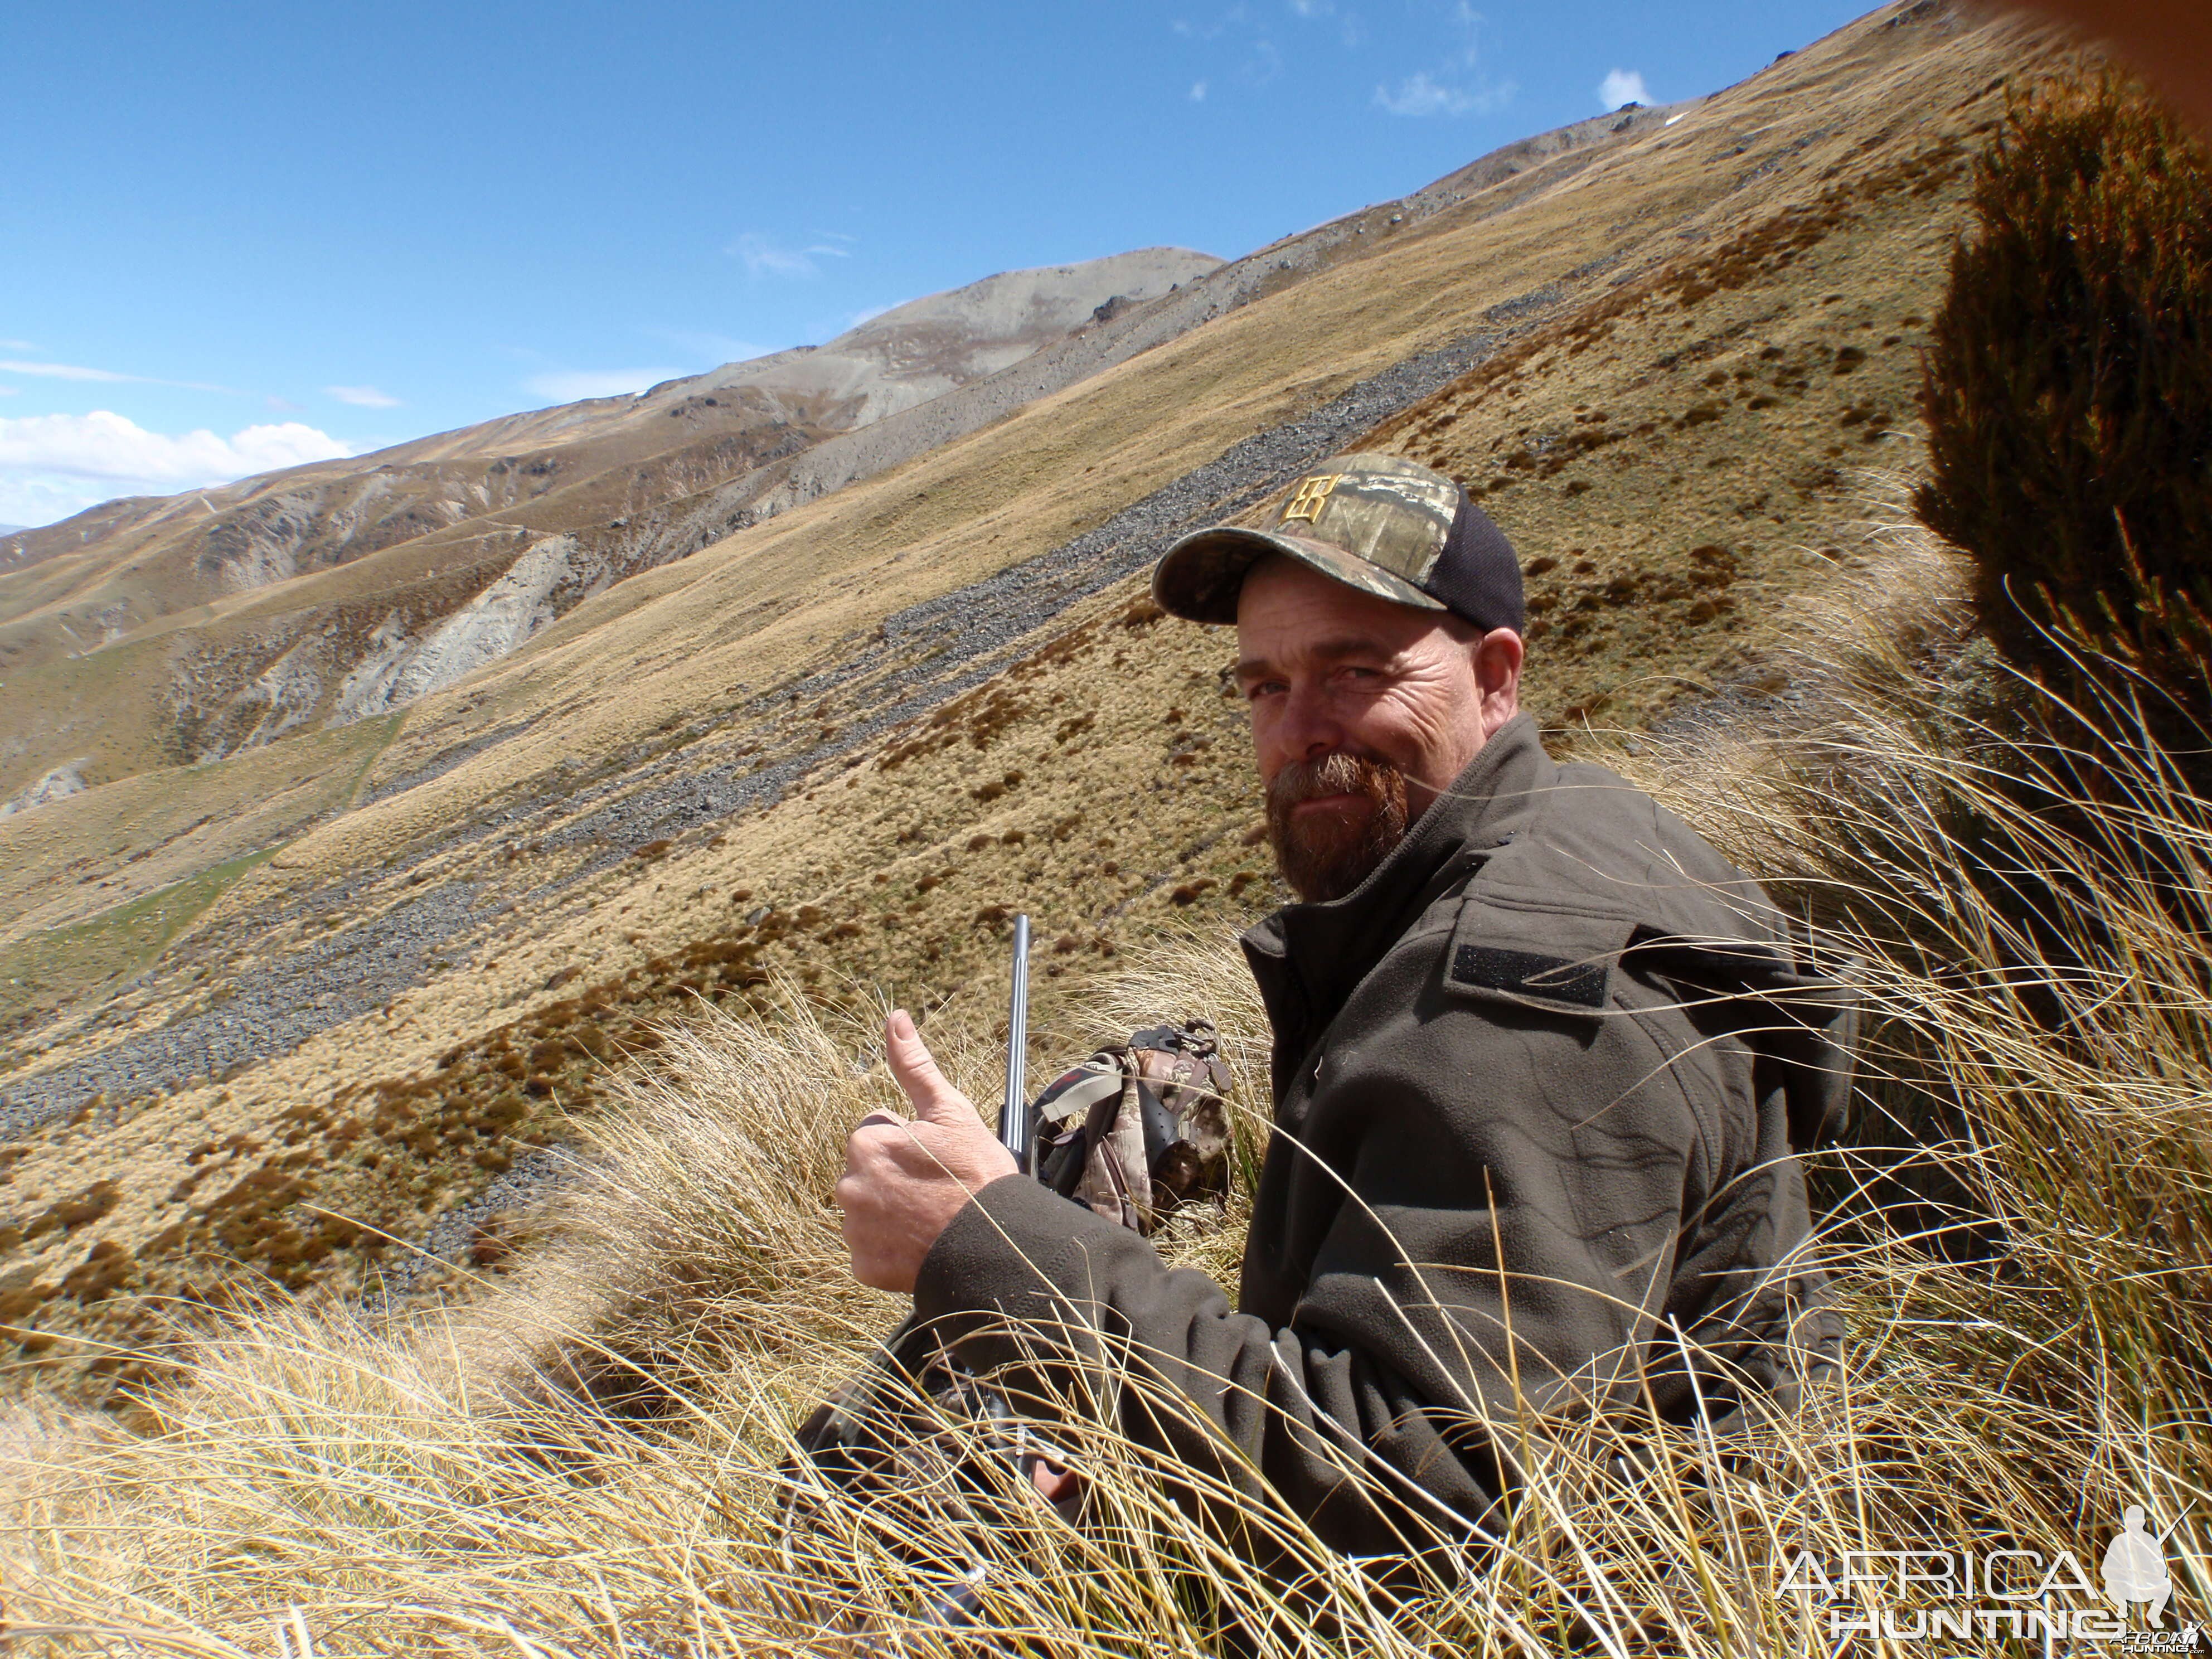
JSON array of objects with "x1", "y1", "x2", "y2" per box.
[{"x1": 906, "y1": 714, "x2": 1850, "y2": 1558}]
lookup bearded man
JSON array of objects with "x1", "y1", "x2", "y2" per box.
[{"x1": 833, "y1": 453, "x2": 1851, "y2": 1561}]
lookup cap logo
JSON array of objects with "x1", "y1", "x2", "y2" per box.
[{"x1": 1279, "y1": 473, "x2": 1341, "y2": 525}]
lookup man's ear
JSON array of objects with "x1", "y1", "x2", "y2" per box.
[{"x1": 1475, "y1": 628, "x2": 1524, "y2": 736}]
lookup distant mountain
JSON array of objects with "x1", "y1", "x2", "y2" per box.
[{"x1": 0, "y1": 248, "x2": 1220, "y2": 788}]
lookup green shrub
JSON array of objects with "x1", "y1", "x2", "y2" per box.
[{"x1": 1915, "y1": 69, "x2": 2212, "y2": 712}]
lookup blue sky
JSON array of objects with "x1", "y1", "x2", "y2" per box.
[{"x1": 0, "y1": 0, "x2": 1876, "y2": 528}]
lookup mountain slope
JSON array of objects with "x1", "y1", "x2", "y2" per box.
[
  {"x1": 0, "y1": 0, "x2": 2067, "y2": 1390},
  {"x1": 0, "y1": 86, "x2": 1768, "y2": 811}
]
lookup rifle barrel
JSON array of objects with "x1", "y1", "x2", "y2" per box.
[{"x1": 1000, "y1": 913, "x2": 1032, "y2": 1172}]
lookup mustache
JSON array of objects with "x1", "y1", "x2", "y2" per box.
[{"x1": 1265, "y1": 750, "x2": 1403, "y2": 814}]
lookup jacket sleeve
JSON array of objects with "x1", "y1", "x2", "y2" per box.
[
  {"x1": 909, "y1": 1172, "x2": 1509, "y2": 1558},
  {"x1": 905, "y1": 997, "x2": 1718, "y2": 1559}
]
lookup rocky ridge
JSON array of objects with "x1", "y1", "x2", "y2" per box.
[{"x1": 0, "y1": 272, "x2": 1595, "y2": 1142}]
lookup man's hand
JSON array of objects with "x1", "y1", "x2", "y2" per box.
[{"x1": 836, "y1": 1009, "x2": 1019, "y2": 1293}]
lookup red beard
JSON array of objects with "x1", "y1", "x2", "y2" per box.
[{"x1": 1265, "y1": 750, "x2": 1411, "y2": 904}]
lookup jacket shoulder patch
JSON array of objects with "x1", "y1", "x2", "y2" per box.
[
  {"x1": 1450, "y1": 943, "x2": 1610, "y2": 1008},
  {"x1": 1443, "y1": 841, "x2": 1643, "y2": 1018}
]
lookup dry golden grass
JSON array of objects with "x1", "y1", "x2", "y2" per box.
[{"x1": 3, "y1": 519, "x2": 2208, "y2": 1653}]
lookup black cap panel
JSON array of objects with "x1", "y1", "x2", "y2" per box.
[{"x1": 1418, "y1": 494, "x2": 1524, "y2": 634}]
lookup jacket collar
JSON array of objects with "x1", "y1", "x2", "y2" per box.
[{"x1": 1241, "y1": 712, "x2": 1552, "y2": 1093}]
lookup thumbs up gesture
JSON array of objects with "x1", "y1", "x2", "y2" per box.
[{"x1": 836, "y1": 1009, "x2": 1020, "y2": 1293}]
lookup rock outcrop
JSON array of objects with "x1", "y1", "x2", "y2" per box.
[
  {"x1": 331, "y1": 536, "x2": 592, "y2": 724},
  {"x1": 0, "y1": 759, "x2": 88, "y2": 819}
]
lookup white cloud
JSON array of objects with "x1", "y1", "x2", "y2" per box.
[
  {"x1": 0, "y1": 358, "x2": 134, "y2": 383},
  {"x1": 0, "y1": 411, "x2": 351, "y2": 526},
  {"x1": 0, "y1": 386, "x2": 17, "y2": 397},
  {"x1": 1375, "y1": 3, "x2": 1510, "y2": 118},
  {"x1": 737, "y1": 238, "x2": 811, "y2": 276},
  {"x1": 0, "y1": 411, "x2": 348, "y2": 482},
  {"x1": 0, "y1": 477, "x2": 111, "y2": 525},
  {"x1": 522, "y1": 367, "x2": 686, "y2": 402},
  {"x1": 1600, "y1": 68, "x2": 1650, "y2": 108},
  {"x1": 1375, "y1": 69, "x2": 1512, "y2": 117},
  {"x1": 729, "y1": 232, "x2": 851, "y2": 279},
  {"x1": 1288, "y1": 0, "x2": 1361, "y2": 40},
  {"x1": 0, "y1": 338, "x2": 37, "y2": 351},
  {"x1": 326, "y1": 384, "x2": 401, "y2": 408},
  {"x1": 1190, "y1": 78, "x2": 1208, "y2": 101},
  {"x1": 1376, "y1": 71, "x2": 1464, "y2": 115},
  {"x1": 651, "y1": 329, "x2": 777, "y2": 365},
  {"x1": 0, "y1": 357, "x2": 234, "y2": 393}
]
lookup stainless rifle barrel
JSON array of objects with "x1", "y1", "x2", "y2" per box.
[{"x1": 1000, "y1": 913, "x2": 1032, "y2": 1173}]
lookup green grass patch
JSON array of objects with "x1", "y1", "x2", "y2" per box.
[{"x1": 0, "y1": 846, "x2": 281, "y2": 1039}]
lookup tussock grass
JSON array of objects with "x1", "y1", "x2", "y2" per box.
[{"x1": 5, "y1": 527, "x2": 2210, "y2": 1653}]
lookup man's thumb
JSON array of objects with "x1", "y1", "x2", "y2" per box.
[{"x1": 885, "y1": 1010, "x2": 976, "y2": 1125}]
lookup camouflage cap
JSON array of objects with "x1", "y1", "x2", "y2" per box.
[{"x1": 1151, "y1": 452, "x2": 1524, "y2": 633}]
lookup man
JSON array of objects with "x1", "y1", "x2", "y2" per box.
[{"x1": 835, "y1": 453, "x2": 1850, "y2": 1560}]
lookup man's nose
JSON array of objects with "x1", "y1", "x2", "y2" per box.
[{"x1": 1277, "y1": 680, "x2": 1347, "y2": 761}]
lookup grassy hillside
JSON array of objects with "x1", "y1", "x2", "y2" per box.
[
  {"x1": 7, "y1": 515, "x2": 2208, "y2": 1648},
  {"x1": 0, "y1": 0, "x2": 2061, "y2": 1389}
]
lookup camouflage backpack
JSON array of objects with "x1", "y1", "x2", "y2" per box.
[{"x1": 1030, "y1": 1019, "x2": 1234, "y2": 1235}]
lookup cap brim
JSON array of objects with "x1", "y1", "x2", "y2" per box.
[{"x1": 1151, "y1": 526, "x2": 1448, "y2": 624}]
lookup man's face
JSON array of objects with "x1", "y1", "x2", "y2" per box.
[{"x1": 1232, "y1": 555, "x2": 1522, "y2": 902}]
